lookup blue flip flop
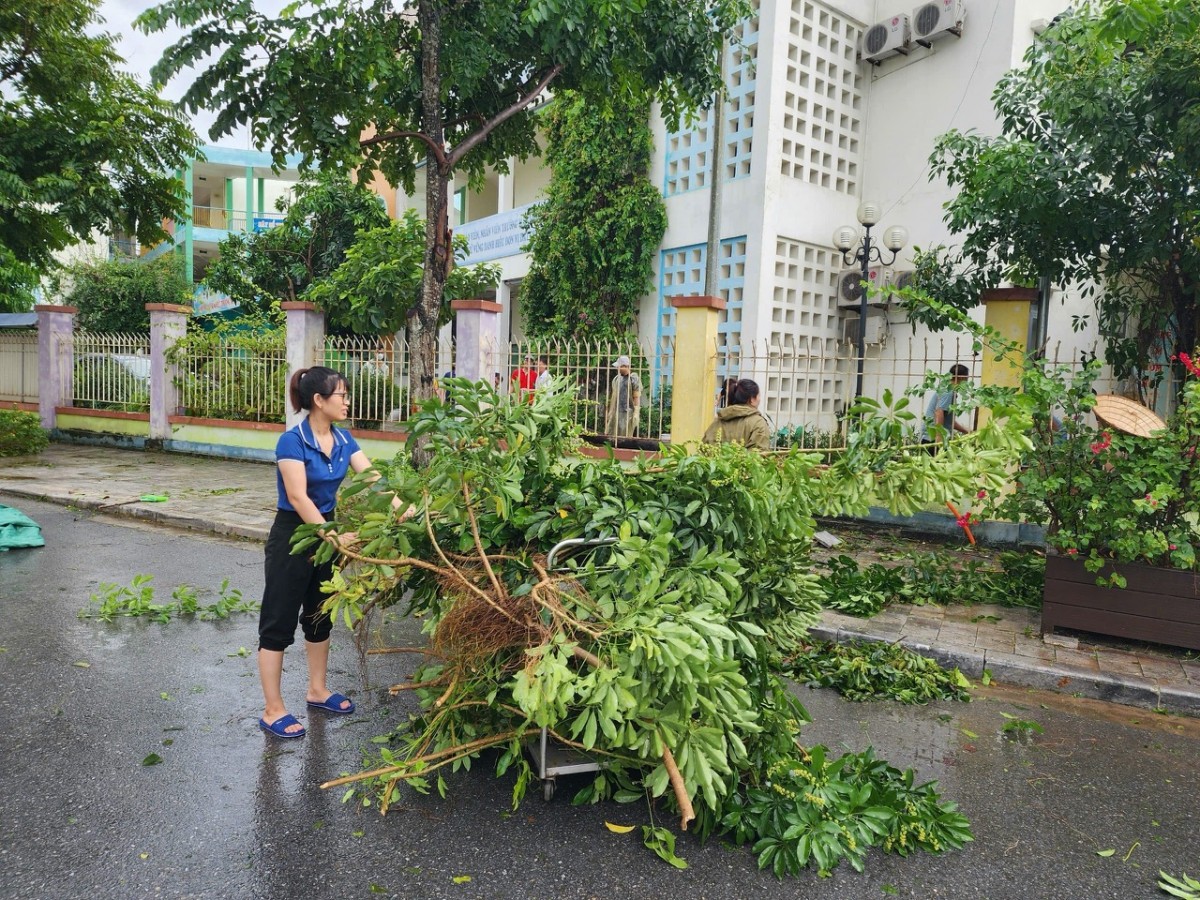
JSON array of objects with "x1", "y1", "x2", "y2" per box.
[
  {"x1": 259, "y1": 713, "x2": 306, "y2": 739},
  {"x1": 307, "y1": 692, "x2": 355, "y2": 715}
]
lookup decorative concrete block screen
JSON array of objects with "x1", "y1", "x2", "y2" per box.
[
  {"x1": 656, "y1": 236, "x2": 747, "y2": 381},
  {"x1": 663, "y1": 2, "x2": 759, "y2": 196},
  {"x1": 771, "y1": 236, "x2": 842, "y2": 342},
  {"x1": 714, "y1": 335, "x2": 1134, "y2": 444},
  {"x1": 780, "y1": 0, "x2": 863, "y2": 194}
]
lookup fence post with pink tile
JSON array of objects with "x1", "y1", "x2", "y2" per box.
[
  {"x1": 146, "y1": 303, "x2": 190, "y2": 441},
  {"x1": 282, "y1": 301, "x2": 325, "y2": 429},
  {"x1": 451, "y1": 299, "x2": 502, "y2": 384},
  {"x1": 35, "y1": 304, "x2": 76, "y2": 430}
]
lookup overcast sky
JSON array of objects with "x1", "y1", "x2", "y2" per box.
[{"x1": 98, "y1": 0, "x2": 259, "y2": 148}]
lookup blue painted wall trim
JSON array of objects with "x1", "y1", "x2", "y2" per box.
[
  {"x1": 831, "y1": 507, "x2": 1046, "y2": 549},
  {"x1": 52, "y1": 429, "x2": 147, "y2": 451},
  {"x1": 161, "y1": 440, "x2": 275, "y2": 464}
]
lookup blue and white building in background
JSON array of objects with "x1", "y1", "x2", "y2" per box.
[{"x1": 393, "y1": 0, "x2": 1084, "y2": 428}]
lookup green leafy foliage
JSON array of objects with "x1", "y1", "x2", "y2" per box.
[
  {"x1": 928, "y1": 0, "x2": 1200, "y2": 384},
  {"x1": 721, "y1": 746, "x2": 973, "y2": 877},
  {"x1": 138, "y1": 0, "x2": 748, "y2": 401},
  {"x1": 203, "y1": 171, "x2": 392, "y2": 317},
  {"x1": 0, "y1": 0, "x2": 198, "y2": 279},
  {"x1": 521, "y1": 91, "x2": 666, "y2": 341},
  {"x1": 0, "y1": 247, "x2": 39, "y2": 313},
  {"x1": 819, "y1": 549, "x2": 1045, "y2": 616},
  {"x1": 305, "y1": 209, "x2": 500, "y2": 335},
  {"x1": 818, "y1": 555, "x2": 905, "y2": 617},
  {"x1": 892, "y1": 551, "x2": 1045, "y2": 610},
  {"x1": 80, "y1": 575, "x2": 256, "y2": 623},
  {"x1": 787, "y1": 640, "x2": 972, "y2": 705},
  {"x1": 0, "y1": 409, "x2": 49, "y2": 457},
  {"x1": 1160, "y1": 869, "x2": 1200, "y2": 900},
  {"x1": 813, "y1": 387, "x2": 1032, "y2": 519},
  {"x1": 298, "y1": 377, "x2": 1019, "y2": 873},
  {"x1": 60, "y1": 256, "x2": 191, "y2": 334},
  {"x1": 998, "y1": 712, "x2": 1044, "y2": 738},
  {"x1": 773, "y1": 427, "x2": 842, "y2": 453},
  {"x1": 985, "y1": 358, "x2": 1200, "y2": 574},
  {"x1": 166, "y1": 313, "x2": 287, "y2": 422}
]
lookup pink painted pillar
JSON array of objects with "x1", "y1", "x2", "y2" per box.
[
  {"x1": 146, "y1": 303, "x2": 191, "y2": 441},
  {"x1": 451, "y1": 299, "x2": 502, "y2": 384},
  {"x1": 283, "y1": 301, "x2": 326, "y2": 428},
  {"x1": 35, "y1": 305, "x2": 77, "y2": 430}
]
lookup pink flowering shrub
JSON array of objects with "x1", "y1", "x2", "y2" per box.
[{"x1": 991, "y1": 356, "x2": 1200, "y2": 576}]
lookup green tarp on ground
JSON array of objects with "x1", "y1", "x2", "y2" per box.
[{"x1": 0, "y1": 505, "x2": 44, "y2": 550}]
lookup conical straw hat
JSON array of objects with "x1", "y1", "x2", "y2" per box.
[{"x1": 1092, "y1": 394, "x2": 1167, "y2": 438}]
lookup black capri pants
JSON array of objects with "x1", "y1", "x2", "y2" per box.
[{"x1": 259, "y1": 510, "x2": 335, "y2": 652}]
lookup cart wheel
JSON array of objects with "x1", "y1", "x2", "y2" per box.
[{"x1": 542, "y1": 779, "x2": 555, "y2": 802}]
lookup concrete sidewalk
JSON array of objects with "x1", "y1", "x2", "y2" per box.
[{"x1": 3, "y1": 442, "x2": 1199, "y2": 716}]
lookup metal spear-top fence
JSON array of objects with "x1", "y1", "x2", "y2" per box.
[
  {"x1": 507, "y1": 337, "x2": 674, "y2": 442},
  {"x1": 170, "y1": 326, "x2": 287, "y2": 423},
  {"x1": 68, "y1": 331, "x2": 152, "y2": 413},
  {"x1": 0, "y1": 331, "x2": 39, "y2": 404},
  {"x1": 324, "y1": 334, "x2": 456, "y2": 431},
  {"x1": 718, "y1": 335, "x2": 1130, "y2": 451}
]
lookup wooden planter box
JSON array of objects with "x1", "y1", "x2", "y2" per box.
[{"x1": 1043, "y1": 555, "x2": 1200, "y2": 651}]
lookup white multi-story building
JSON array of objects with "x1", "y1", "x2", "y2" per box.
[{"x1": 396, "y1": 0, "x2": 1090, "y2": 430}]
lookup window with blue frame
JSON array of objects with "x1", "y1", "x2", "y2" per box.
[{"x1": 663, "y1": 6, "x2": 758, "y2": 196}]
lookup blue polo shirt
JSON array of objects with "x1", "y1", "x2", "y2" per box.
[{"x1": 274, "y1": 418, "x2": 361, "y2": 514}]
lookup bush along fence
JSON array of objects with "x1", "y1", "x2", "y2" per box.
[
  {"x1": 23, "y1": 294, "x2": 1130, "y2": 466},
  {"x1": 26, "y1": 296, "x2": 742, "y2": 460}
]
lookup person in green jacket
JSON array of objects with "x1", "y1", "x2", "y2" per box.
[{"x1": 702, "y1": 378, "x2": 771, "y2": 450}]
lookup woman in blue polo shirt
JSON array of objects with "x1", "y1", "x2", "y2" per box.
[{"x1": 258, "y1": 365, "x2": 373, "y2": 739}]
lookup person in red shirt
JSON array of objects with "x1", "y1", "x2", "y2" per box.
[{"x1": 511, "y1": 355, "x2": 537, "y2": 401}]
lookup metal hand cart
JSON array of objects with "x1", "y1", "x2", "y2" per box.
[{"x1": 528, "y1": 536, "x2": 617, "y2": 801}]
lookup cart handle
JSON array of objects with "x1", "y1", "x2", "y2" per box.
[{"x1": 546, "y1": 537, "x2": 618, "y2": 570}]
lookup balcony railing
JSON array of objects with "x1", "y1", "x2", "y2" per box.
[{"x1": 190, "y1": 206, "x2": 249, "y2": 232}]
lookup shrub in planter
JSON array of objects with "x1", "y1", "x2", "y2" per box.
[
  {"x1": 993, "y1": 355, "x2": 1200, "y2": 578},
  {"x1": 983, "y1": 351, "x2": 1200, "y2": 649},
  {"x1": 0, "y1": 410, "x2": 49, "y2": 457}
]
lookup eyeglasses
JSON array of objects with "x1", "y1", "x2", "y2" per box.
[{"x1": 325, "y1": 391, "x2": 350, "y2": 400}]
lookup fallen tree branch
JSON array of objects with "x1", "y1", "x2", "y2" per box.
[{"x1": 661, "y1": 742, "x2": 696, "y2": 831}]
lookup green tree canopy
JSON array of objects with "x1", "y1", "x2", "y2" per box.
[
  {"x1": 927, "y1": 0, "x2": 1200, "y2": 385},
  {"x1": 0, "y1": 248, "x2": 38, "y2": 314},
  {"x1": 0, "y1": 0, "x2": 198, "y2": 291},
  {"x1": 306, "y1": 209, "x2": 500, "y2": 336},
  {"x1": 139, "y1": 0, "x2": 747, "y2": 400},
  {"x1": 60, "y1": 255, "x2": 192, "y2": 333},
  {"x1": 521, "y1": 91, "x2": 666, "y2": 341},
  {"x1": 202, "y1": 171, "x2": 392, "y2": 314}
]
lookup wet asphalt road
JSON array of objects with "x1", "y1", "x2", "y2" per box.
[{"x1": 1, "y1": 497, "x2": 1198, "y2": 900}]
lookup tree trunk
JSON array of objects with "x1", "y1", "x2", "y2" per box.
[{"x1": 415, "y1": 0, "x2": 451, "y2": 409}]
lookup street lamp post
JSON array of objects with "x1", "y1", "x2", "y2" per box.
[{"x1": 833, "y1": 202, "x2": 907, "y2": 401}]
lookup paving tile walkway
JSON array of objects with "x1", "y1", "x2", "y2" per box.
[{"x1": 3, "y1": 442, "x2": 1198, "y2": 716}]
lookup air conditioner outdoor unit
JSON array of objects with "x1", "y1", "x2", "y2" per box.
[
  {"x1": 861, "y1": 15, "x2": 911, "y2": 63},
  {"x1": 837, "y1": 265, "x2": 892, "y2": 308},
  {"x1": 912, "y1": 0, "x2": 965, "y2": 46},
  {"x1": 889, "y1": 268, "x2": 916, "y2": 301},
  {"x1": 842, "y1": 313, "x2": 887, "y2": 345}
]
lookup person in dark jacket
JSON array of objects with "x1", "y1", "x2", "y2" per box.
[{"x1": 703, "y1": 378, "x2": 771, "y2": 450}]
